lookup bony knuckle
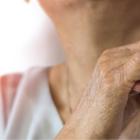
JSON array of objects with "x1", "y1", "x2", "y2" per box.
[
  {"x1": 102, "y1": 49, "x2": 112, "y2": 56},
  {"x1": 101, "y1": 48, "x2": 118, "y2": 59},
  {"x1": 97, "y1": 56, "x2": 124, "y2": 89},
  {"x1": 133, "y1": 52, "x2": 140, "y2": 62},
  {"x1": 96, "y1": 62, "x2": 112, "y2": 84},
  {"x1": 98, "y1": 50, "x2": 110, "y2": 63},
  {"x1": 129, "y1": 53, "x2": 140, "y2": 69},
  {"x1": 97, "y1": 58, "x2": 109, "y2": 73}
]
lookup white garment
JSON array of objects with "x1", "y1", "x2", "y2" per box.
[
  {"x1": 0, "y1": 68, "x2": 63, "y2": 140},
  {"x1": 0, "y1": 0, "x2": 64, "y2": 75}
]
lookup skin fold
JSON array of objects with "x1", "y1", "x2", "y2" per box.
[{"x1": 38, "y1": 0, "x2": 140, "y2": 139}]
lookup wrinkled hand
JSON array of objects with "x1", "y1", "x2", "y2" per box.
[
  {"x1": 81, "y1": 41, "x2": 140, "y2": 138},
  {"x1": 56, "y1": 42, "x2": 140, "y2": 139}
]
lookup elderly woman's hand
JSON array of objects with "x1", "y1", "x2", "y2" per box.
[{"x1": 56, "y1": 42, "x2": 140, "y2": 139}]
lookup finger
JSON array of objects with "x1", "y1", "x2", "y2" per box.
[
  {"x1": 125, "y1": 41, "x2": 140, "y2": 53},
  {"x1": 124, "y1": 52, "x2": 140, "y2": 85},
  {"x1": 114, "y1": 41, "x2": 140, "y2": 54}
]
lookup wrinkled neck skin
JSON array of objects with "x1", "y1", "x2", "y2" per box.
[{"x1": 48, "y1": 0, "x2": 140, "y2": 113}]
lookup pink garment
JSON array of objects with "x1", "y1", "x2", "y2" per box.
[{"x1": 0, "y1": 68, "x2": 63, "y2": 139}]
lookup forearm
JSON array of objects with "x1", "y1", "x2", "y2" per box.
[
  {"x1": 55, "y1": 98, "x2": 103, "y2": 140},
  {"x1": 55, "y1": 83, "x2": 126, "y2": 139}
]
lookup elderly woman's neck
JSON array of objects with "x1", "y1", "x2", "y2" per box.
[{"x1": 52, "y1": 0, "x2": 140, "y2": 111}]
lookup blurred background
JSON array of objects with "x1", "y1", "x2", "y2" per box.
[{"x1": 0, "y1": 0, "x2": 64, "y2": 76}]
